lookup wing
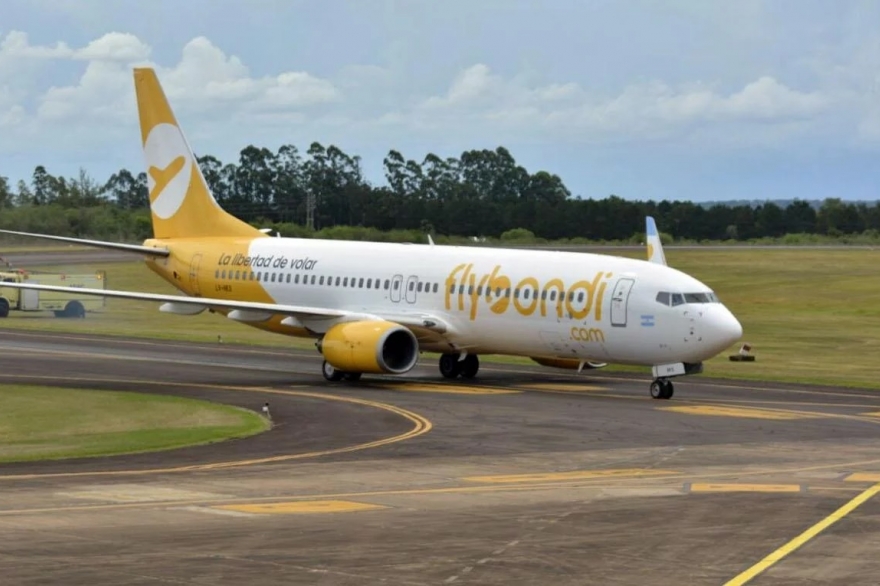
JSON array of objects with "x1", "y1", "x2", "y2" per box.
[{"x1": 0, "y1": 281, "x2": 453, "y2": 335}]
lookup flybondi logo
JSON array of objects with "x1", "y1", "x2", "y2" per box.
[{"x1": 144, "y1": 122, "x2": 193, "y2": 220}]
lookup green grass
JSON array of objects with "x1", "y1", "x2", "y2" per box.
[
  {"x1": 0, "y1": 243, "x2": 90, "y2": 253},
  {"x1": 0, "y1": 384, "x2": 269, "y2": 463},
  {"x1": 3, "y1": 249, "x2": 880, "y2": 389}
]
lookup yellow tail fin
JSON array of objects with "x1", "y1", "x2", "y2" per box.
[{"x1": 133, "y1": 68, "x2": 264, "y2": 240}]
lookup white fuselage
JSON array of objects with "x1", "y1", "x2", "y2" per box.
[{"x1": 199, "y1": 237, "x2": 742, "y2": 367}]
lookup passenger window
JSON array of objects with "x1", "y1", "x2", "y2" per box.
[
  {"x1": 256, "y1": 272, "x2": 261, "y2": 282},
  {"x1": 318, "y1": 276, "x2": 324, "y2": 285},
  {"x1": 550, "y1": 291, "x2": 556, "y2": 301},
  {"x1": 450, "y1": 284, "x2": 456, "y2": 294},
  {"x1": 221, "y1": 270, "x2": 227, "y2": 279},
  {"x1": 477, "y1": 286, "x2": 483, "y2": 295},
  {"x1": 367, "y1": 278, "x2": 372, "y2": 288},
  {"x1": 215, "y1": 270, "x2": 219, "y2": 278},
  {"x1": 417, "y1": 282, "x2": 423, "y2": 293},
  {"x1": 249, "y1": 272, "x2": 255, "y2": 281},
  {"x1": 384, "y1": 280, "x2": 390, "y2": 289},
  {"x1": 393, "y1": 281, "x2": 400, "y2": 290},
  {"x1": 310, "y1": 275, "x2": 316, "y2": 284},
  {"x1": 578, "y1": 292, "x2": 584, "y2": 303},
  {"x1": 358, "y1": 278, "x2": 364, "y2": 288},
  {"x1": 514, "y1": 289, "x2": 520, "y2": 298},
  {"x1": 272, "y1": 273, "x2": 277, "y2": 283},
  {"x1": 235, "y1": 271, "x2": 240, "y2": 280},
  {"x1": 523, "y1": 289, "x2": 529, "y2": 299},
  {"x1": 433, "y1": 283, "x2": 438, "y2": 294},
  {"x1": 656, "y1": 291, "x2": 670, "y2": 306},
  {"x1": 343, "y1": 277, "x2": 348, "y2": 287},
  {"x1": 541, "y1": 291, "x2": 547, "y2": 300},
  {"x1": 294, "y1": 274, "x2": 299, "y2": 284},
  {"x1": 458, "y1": 285, "x2": 464, "y2": 294},
  {"x1": 671, "y1": 293, "x2": 684, "y2": 306}
]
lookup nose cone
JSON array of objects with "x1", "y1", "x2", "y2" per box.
[{"x1": 704, "y1": 305, "x2": 743, "y2": 356}]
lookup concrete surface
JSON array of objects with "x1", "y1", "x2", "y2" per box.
[{"x1": 0, "y1": 330, "x2": 879, "y2": 585}]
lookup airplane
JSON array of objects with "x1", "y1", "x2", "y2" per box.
[{"x1": 0, "y1": 68, "x2": 742, "y2": 400}]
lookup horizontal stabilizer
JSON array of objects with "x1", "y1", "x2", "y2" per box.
[{"x1": 0, "y1": 229, "x2": 169, "y2": 257}]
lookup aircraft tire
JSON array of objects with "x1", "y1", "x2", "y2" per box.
[
  {"x1": 439, "y1": 354, "x2": 462, "y2": 379},
  {"x1": 342, "y1": 372, "x2": 362, "y2": 382},
  {"x1": 322, "y1": 360, "x2": 344, "y2": 382},
  {"x1": 650, "y1": 379, "x2": 674, "y2": 400},
  {"x1": 460, "y1": 354, "x2": 480, "y2": 379}
]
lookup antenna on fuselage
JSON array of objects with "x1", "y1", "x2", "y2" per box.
[{"x1": 645, "y1": 216, "x2": 667, "y2": 266}]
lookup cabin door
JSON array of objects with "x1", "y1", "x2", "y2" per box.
[
  {"x1": 189, "y1": 254, "x2": 202, "y2": 296},
  {"x1": 610, "y1": 277, "x2": 635, "y2": 327}
]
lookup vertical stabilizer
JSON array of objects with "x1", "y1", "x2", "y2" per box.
[
  {"x1": 645, "y1": 216, "x2": 667, "y2": 266},
  {"x1": 133, "y1": 68, "x2": 264, "y2": 240}
]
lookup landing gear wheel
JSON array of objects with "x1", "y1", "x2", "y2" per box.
[
  {"x1": 650, "y1": 379, "x2": 674, "y2": 400},
  {"x1": 460, "y1": 354, "x2": 480, "y2": 379},
  {"x1": 342, "y1": 372, "x2": 362, "y2": 382},
  {"x1": 439, "y1": 353, "x2": 462, "y2": 379},
  {"x1": 322, "y1": 360, "x2": 344, "y2": 382}
]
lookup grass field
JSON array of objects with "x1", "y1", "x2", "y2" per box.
[
  {"x1": 3, "y1": 248, "x2": 880, "y2": 389},
  {"x1": 0, "y1": 384, "x2": 269, "y2": 463}
]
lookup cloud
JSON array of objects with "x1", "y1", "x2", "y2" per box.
[
  {"x1": 398, "y1": 64, "x2": 833, "y2": 146},
  {"x1": 0, "y1": 24, "x2": 876, "y2": 176},
  {"x1": 0, "y1": 30, "x2": 341, "y2": 135}
]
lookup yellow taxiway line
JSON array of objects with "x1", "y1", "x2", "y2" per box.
[
  {"x1": 0, "y1": 374, "x2": 432, "y2": 479},
  {"x1": 724, "y1": 482, "x2": 880, "y2": 585}
]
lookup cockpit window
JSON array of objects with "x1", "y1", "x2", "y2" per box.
[
  {"x1": 683, "y1": 292, "x2": 716, "y2": 304},
  {"x1": 656, "y1": 290, "x2": 719, "y2": 306}
]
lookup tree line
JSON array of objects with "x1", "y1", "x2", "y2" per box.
[{"x1": 0, "y1": 142, "x2": 877, "y2": 244}]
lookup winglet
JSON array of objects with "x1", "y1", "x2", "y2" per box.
[{"x1": 645, "y1": 216, "x2": 667, "y2": 266}]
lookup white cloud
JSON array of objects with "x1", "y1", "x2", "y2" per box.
[
  {"x1": 74, "y1": 32, "x2": 151, "y2": 62},
  {"x1": 0, "y1": 31, "x2": 72, "y2": 59},
  {"x1": 0, "y1": 24, "x2": 876, "y2": 180},
  {"x1": 0, "y1": 30, "x2": 341, "y2": 135},
  {"x1": 400, "y1": 65, "x2": 832, "y2": 145}
]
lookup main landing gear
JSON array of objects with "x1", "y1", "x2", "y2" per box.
[
  {"x1": 439, "y1": 353, "x2": 479, "y2": 379},
  {"x1": 321, "y1": 360, "x2": 362, "y2": 382},
  {"x1": 649, "y1": 378, "x2": 674, "y2": 400}
]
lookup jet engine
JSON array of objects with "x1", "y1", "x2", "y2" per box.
[
  {"x1": 530, "y1": 357, "x2": 608, "y2": 370},
  {"x1": 319, "y1": 320, "x2": 419, "y2": 375}
]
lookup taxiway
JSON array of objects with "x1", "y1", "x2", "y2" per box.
[{"x1": 1, "y1": 330, "x2": 879, "y2": 585}]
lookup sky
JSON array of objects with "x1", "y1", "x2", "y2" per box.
[{"x1": 1, "y1": 0, "x2": 879, "y2": 203}]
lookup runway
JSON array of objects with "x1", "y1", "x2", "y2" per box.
[{"x1": 1, "y1": 330, "x2": 880, "y2": 585}]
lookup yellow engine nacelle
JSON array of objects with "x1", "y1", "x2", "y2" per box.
[
  {"x1": 320, "y1": 320, "x2": 419, "y2": 374},
  {"x1": 530, "y1": 357, "x2": 607, "y2": 370}
]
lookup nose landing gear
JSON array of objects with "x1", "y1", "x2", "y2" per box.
[{"x1": 650, "y1": 378, "x2": 674, "y2": 400}]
